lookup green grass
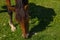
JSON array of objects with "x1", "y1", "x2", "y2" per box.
[{"x1": 0, "y1": 0, "x2": 60, "y2": 40}]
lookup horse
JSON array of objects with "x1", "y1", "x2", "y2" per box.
[{"x1": 5, "y1": 0, "x2": 29, "y2": 38}]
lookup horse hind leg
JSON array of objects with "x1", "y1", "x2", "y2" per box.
[
  {"x1": 6, "y1": 0, "x2": 16, "y2": 31},
  {"x1": 8, "y1": 10, "x2": 16, "y2": 32},
  {"x1": 6, "y1": 0, "x2": 16, "y2": 32}
]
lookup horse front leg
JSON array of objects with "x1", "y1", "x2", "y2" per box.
[
  {"x1": 15, "y1": 8, "x2": 29, "y2": 38},
  {"x1": 20, "y1": 17, "x2": 29, "y2": 38},
  {"x1": 15, "y1": 0, "x2": 29, "y2": 38},
  {"x1": 6, "y1": 0, "x2": 16, "y2": 32},
  {"x1": 22, "y1": 4, "x2": 29, "y2": 38}
]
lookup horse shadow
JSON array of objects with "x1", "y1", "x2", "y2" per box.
[
  {"x1": 0, "y1": 3, "x2": 56, "y2": 38},
  {"x1": 28, "y1": 3, "x2": 56, "y2": 38}
]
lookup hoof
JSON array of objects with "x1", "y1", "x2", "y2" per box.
[
  {"x1": 9, "y1": 21, "x2": 16, "y2": 32},
  {"x1": 11, "y1": 27, "x2": 16, "y2": 32},
  {"x1": 22, "y1": 33, "x2": 29, "y2": 39}
]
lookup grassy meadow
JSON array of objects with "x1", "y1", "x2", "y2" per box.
[{"x1": 0, "y1": 0, "x2": 60, "y2": 40}]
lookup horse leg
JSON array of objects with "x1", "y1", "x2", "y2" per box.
[
  {"x1": 22, "y1": 0, "x2": 29, "y2": 38},
  {"x1": 8, "y1": 10, "x2": 16, "y2": 32},
  {"x1": 14, "y1": 6, "x2": 28, "y2": 38},
  {"x1": 15, "y1": 6, "x2": 29, "y2": 39},
  {"x1": 6, "y1": 0, "x2": 16, "y2": 32},
  {"x1": 22, "y1": 4, "x2": 29, "y2": 38}
]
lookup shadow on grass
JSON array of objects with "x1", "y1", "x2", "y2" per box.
[
  {"x1": 0, "y1": 6, "x2": 15, "y2": 13},
  {"x1": 0, "y1": 6, "x2": 7, "y2": 13},
  {"x1": 29, "y1": 3, "x2": 56, "y2": 38}
]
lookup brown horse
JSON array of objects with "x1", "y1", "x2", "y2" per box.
[{"x1": 5, "y1": 0, "x2": 29, "y2": 38}]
